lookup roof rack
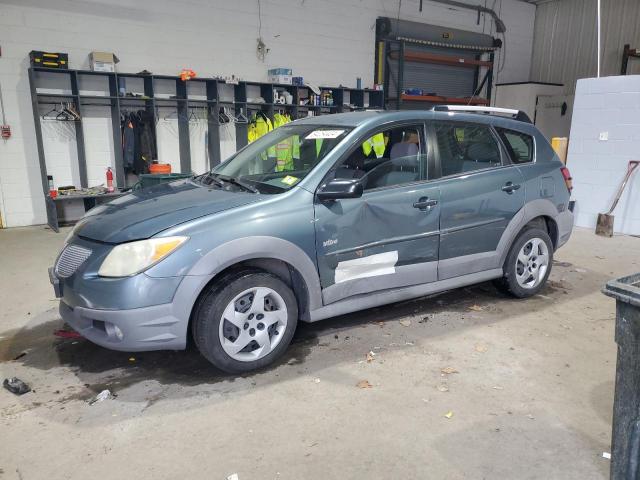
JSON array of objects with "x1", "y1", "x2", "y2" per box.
[{"x1": 431, "y1": 105, "x2": 532, "y2": 123}]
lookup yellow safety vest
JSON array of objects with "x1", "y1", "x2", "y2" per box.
[
  {"x1": 248, "y1": 113, "x2": 275, "y2": 159},
  {"x1": 273, "y1": 113, "x2": 294, "y2": 171},
  {"x1": 362, "y1": 133, "x2": 387, "y2": 158}
]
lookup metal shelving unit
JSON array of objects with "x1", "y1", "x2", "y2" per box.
[
  {"x1": 28, "y1": 66, "x2": 385, "y2": 231},
  {"x1": 374, "y1": 17, "x2": 500, "y2": 110}
]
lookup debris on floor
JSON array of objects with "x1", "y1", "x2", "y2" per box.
[
  {"x1": 554, "y1": 261, "x2": 573, "y2": 267},
  {"x1": 227, "y1": 474, "x2": 239, "y2": 480},
  {"x1": 12, "y1": 352, "x2": 27, "y2": 361},
  {"x1": 468, "y1": 305, "x2": 483, "y2": 312},
  {"x1": 313, "y1": 378, "x2": 320, "y2": 384},
  {"x1": 356, "y1": 380, "x2": 373, "y2": 389},
  {"x1": 475, "y1": 343, "x2": 488, "y2": 353},
  {"x1": 602, "y1": 452, "x2": 611, "y2": 460},
  {"x1": 437, "y1": 384, "x2": 449, "y2": 392},
  {"x1": 399, "y1": 319, "x2": 411, "y2": 327},
  {"x1": 53, "y1": 329, "x2": 82, "y2": 339},
  {"x1": 366, "y1": 351, "x2": 376, "y2": 362},
  {"x1": 444, "y1": 411, "x2": 454, "y2": 419},
  {"x1": 3, "y1": 377, "x2": 31, "y2": 395},
  {"x1": 441, "y1": 367, "x2": 459, "y2": 375},
  {"x1": 88, "y1": 389, "x2": 116, "y2": 405}
]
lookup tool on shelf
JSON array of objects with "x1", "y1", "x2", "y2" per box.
[{"x1": 596, "y1": 160, "x2": 640, "y2": 237}]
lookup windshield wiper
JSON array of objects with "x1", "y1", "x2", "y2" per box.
[
  {"x1": 217, "y1": 175, "x2": 259, "y2": 193},
  {"x1": 196, "y1": 172, "x2": 225, "y2": 188}
]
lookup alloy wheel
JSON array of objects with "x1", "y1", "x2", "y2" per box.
[
  {"x1": 218, "y1": 287, "x2": 288, "y2": 362},
  {"x1": 515, "y1": 237, "x2": 549, "y2": 289}
]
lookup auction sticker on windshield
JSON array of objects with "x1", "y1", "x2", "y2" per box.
[
  {"x1": 305, "y1": 130, "x2": 345, "y2": 140},
  {"x1": 281, "y1": 175, "x2": 299, "y2": 186}
]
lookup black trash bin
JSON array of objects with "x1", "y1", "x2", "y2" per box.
[{"x1": 603, "y1": 272, "x2": 640, "y2": 480}]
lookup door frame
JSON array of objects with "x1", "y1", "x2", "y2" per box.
[
  {"x1": 312, "y1": 119, "x2": 443, "y2": 305},
  {"x1": 313, "y1": 119, "x2": 433, "y2": 195}
]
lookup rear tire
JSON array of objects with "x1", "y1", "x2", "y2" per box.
[
  {"x1": 493, "y1": 227, "x2": 553, "y2": 298},
  {"x1": 192, "y1": 269, "x2": 298, "y2": 373}
]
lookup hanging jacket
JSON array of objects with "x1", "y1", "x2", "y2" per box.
[
  {"x1": 273, "y1": 112, "x2": 294, "y2": 171},
  {"x1": 137, "y1": 110, "x2": 157, "y2": 166},
  {"x1": 248, "y1": 112, "x2": 275, "y2": 160},
  {"x1": 121, "y1": 113, "x2": 135, "y2": 171},
  {"x1": 248, "y1": 112, "x2": 273, "y2": 142}
]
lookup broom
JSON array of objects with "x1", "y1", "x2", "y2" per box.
[{"x1": 596, "y1": 161, "x2": 639, "y2": 237}]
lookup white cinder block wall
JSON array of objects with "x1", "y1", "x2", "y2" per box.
[
  {"x1": 568, "y1": 75, "x2": 640, "y2": 235},
  {"x1": 0, "y1": 0, "x2": 535, "y2": 227}
]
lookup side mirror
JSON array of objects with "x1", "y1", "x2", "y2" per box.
[{"x1": 317, "y1": 178, "x2": 364, "y2": 201}]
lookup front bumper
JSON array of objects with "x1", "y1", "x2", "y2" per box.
[
  {"x1": 59, "y1": 301, "x2": 186, "y2": 351},
  {"x1": 50, "y1": 248, "x2": 214, "y2": 352}
]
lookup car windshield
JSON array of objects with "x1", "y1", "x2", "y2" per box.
[{"x1": 199, "y1": 124, "x2": 352, "y2": 193}]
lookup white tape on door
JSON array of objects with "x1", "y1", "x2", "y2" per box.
[{"x1": 334, "y1": 251, "x2": 399, "y2": 284}]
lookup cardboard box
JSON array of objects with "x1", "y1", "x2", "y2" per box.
[
  {"x1": 269, "y1": 74, "x2": 292, "y2": 85},
  {"x1": 89, "y1": 51, "x2": 119, "y2": 72},
  {"x1": 268, "y1": 68, "x2": 292, "y2": 76}
]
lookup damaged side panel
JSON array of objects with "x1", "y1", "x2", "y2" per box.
[{"x1": 314, "y1": 185, "x2": 441, "y2": 305}]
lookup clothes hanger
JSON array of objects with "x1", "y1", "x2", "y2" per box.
[
  {"x1": 234, "y1": 107, "x2": 248, "y2": 124},
  {"x1": 42, "y1": 104, "x2": 62, "y2": 121}
]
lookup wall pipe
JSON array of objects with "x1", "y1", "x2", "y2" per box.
[
  {"x1": 426, "y1": 0, "x2": 507, "y2": 33},
  {"x1": 597, "y1": 0, "x2": 601, "y2": 77}
]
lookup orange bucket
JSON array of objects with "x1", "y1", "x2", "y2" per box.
[{"x1": 149, "y1": 163, "x2": 171, "y2": 175}]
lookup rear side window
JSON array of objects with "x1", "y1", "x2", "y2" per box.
[
  {"x1": 433, "y1": 122, "x2": 502, "y2": 176},
  {"x1": 496, "y1": 128, "x2": 534, "y2": 164}
]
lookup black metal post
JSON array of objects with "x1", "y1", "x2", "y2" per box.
[
  {"x1": 176, "y1": 79, "x2": 191, "y2": 173},
  {"x1": 69, "y1": 71, "x2": 88, "y2": 188},
  {"x1": 108, "y1": 74, "x2": 125, "y2": 188}
]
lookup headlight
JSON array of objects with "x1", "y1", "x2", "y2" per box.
[{"x1": 98, "y1": 236, "x2": 188, "y2": 277}]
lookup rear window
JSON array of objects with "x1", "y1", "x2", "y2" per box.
[{"x1": 496, "y1": 128, "x2": 534, "y2": 164}]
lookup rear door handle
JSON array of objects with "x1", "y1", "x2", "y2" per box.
[
  {"x1": 501, "y1": 182, "x2": 521, "y2": 194},
  {"x1": 413, "y1": 197, "x2": 438, "y2": 210}
]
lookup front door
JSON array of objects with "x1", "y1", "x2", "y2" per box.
[
  {"x1": 313, "y1": 123, "x2": 441, "y2": 305},
  {"x1": 431, "y1": 120, "x2": 525, "y2": 279}
]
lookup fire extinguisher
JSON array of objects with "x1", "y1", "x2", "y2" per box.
[{"x1": 106, "y1": 167, "x2": 114, "y2": 192}]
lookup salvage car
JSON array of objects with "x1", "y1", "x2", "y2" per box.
[{"x1": 50, "y1": 107, "x2": 574, "y2": 373}]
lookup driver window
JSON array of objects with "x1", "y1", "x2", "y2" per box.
[{"x1": 334, "y1": 125, "x2": 425, "y2": 190}]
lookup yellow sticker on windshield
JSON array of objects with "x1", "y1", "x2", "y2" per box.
[{"x1": 281, "y1": 175, "x2": 299, "y2": 186}]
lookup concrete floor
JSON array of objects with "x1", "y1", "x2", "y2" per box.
[{"x1": 0, "y1": 226, "x2": 638, "y2": 479}]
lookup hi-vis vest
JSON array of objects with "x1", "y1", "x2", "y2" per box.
[
  {"x1": 362, "y1": 133, "x2": 387, "y2": 158},
  {"x1": 248, "y1": 112, "x2": 275, "y2": 159},
  {"x1": 273, "y1": 112, "x2": 294, "y2": 171}
]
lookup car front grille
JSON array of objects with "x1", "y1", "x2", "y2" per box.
[{"x1": 55, "y1": 244, "x2": 92, "y2": 278}]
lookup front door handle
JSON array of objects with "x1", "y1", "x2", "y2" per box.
[
  {"x1": 413, "y1": 197, "x2": 438, "y2": 210},
  {"x1": 501, "y1": 182, "x2": 521, "y2": 194}
]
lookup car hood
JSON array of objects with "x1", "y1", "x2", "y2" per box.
[{"x1": 76, "y1": 180, "x2": 265, "y2": 243}]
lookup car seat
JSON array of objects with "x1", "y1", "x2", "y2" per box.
[
  {"x1": 462, "y1": 142, "x2": 500, "y2": 172},
  {"x1": 369, "y1": 143, "x2": 419, "y2": 188}
]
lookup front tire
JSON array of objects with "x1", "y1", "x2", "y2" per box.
[
  {"x1": 494, "y1": 227, "x2": 553, "y2": 298},
  {"x1": 192, "y1": 270, "x2": 298, "y2": 373}
]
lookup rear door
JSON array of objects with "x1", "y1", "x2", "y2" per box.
[
  {"x1": 313, "y1": 122, "x2": 441, "y2": 305},
  {"x1": 430, "y1": 120, "x2": 525, "y2": 280}
]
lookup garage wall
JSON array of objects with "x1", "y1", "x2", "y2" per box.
[
  {"x1": 531, "y1": 0, "x2": 640, "y2": 94},
  {"x1": 568, "y1": 75, "x2": 640, "y2": 235},
  {"x1": 0, "y1": 0, "x2": 535, "y2": 227}
]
